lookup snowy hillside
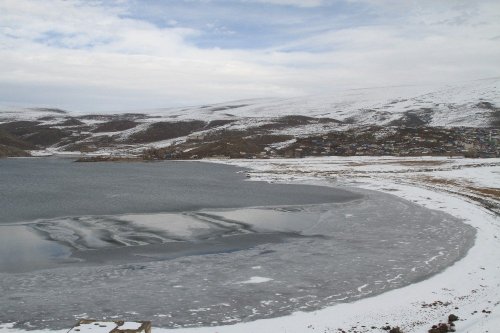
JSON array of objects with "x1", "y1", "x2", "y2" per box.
[
  {"x1": 2, "y1": 78, "x2": 500, "y2": 125},
  {"x1": 142, "y1": 77, "x2": 498, "y2": 127},
  {"x1": 0, "y1": 78, "x2": 499, "y2": 157}
]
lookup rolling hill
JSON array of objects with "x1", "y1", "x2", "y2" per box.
[{"x1": 0, "y1": 78, "x2": 498, "y2": 158}]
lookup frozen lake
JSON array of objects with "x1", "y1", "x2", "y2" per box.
[
  {"x1": 0, "y1": 158, "x2": 359, "y2": 224},
  {"x1": 0, "y1": 158, "x2": 475, "y2": 330}
]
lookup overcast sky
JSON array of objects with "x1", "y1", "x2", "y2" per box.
[{"x1": 1, "y1": 0, "x2": 499, "y2": 112}]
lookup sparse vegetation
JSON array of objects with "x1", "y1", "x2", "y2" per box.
[
  {"x1": 0, "y1": 129, "x2": 35, "y2": 150},
  {"x1": 75, "y1": 155, "x2": 141, "y2": 162},
  {"x1": 58, "y1": 118, "x2": 85, "y2": 126},
  {"x1": 0, "y1": 144, "x2": 31, "y2": 157},
  {"x1": 0, "y1": 121, "x2": 71, "y2": 148},
  {"x1": 128, "y1": 120, "x2": 206, "y2": 143},
  {"x1": 93, "y1": 120, "x2": 138, "y2": 132}
]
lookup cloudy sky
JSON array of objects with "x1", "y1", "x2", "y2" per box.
[{"x1": 1, "y1": 0, "x2": 499, "y2": 112}]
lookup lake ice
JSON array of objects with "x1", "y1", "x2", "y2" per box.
[{"x1": 0, "y1": 158, "x2": 475, "y2": 330}]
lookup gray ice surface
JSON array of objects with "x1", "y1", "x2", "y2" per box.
[
  {"x1": 0, "y1": 159, "x2": 475, "y2": 330},
  {"x1": 0, "y1": 198, "x2": 475, "y2": 329}
]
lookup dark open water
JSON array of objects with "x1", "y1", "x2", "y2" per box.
[{"x1": 0, "y1": 158, "x2": 358, "y2": 224}]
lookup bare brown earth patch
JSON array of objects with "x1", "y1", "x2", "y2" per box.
[
  {"x1": 347, "y1": 160, "x2": 449, "y2": 168},
  {"x1": 417, "y1": 176, "x2": 464, "y2": 187},
  {"x1": 414, "y1": 176, "x2": 499, "y2": 214},
  {"x1": 391, "y1": 160, "x2": 449, "y2": 166},
  {"x1": 466, "y1": 187, "x2": 500, "y2": 200}
]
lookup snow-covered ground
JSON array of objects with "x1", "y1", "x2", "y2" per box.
[{"x1": 0, "y1": 156, "x2": 498, "y2": 333}]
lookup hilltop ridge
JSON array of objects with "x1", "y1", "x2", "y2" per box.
[{"x1": 0, "y1": 78, "x2": 499, "y2": 158}]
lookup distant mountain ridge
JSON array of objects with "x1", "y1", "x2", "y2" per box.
[{"x1": 0, "y1": 78, "x2": 498, "y2": 158}]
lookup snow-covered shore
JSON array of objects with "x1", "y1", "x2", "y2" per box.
[
  {"x1": 164, "y1": 156, "x2": 499, "y2": 333},
  {"x1": 1, "y1": 156, "x2": 498, "y2": 333}
]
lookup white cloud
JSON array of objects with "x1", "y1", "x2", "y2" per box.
[{"x1": 0, "y1": 0, "x2": 499, "y2": 112}]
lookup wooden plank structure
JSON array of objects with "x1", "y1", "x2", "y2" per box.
[{"x1": 68, "y1": 320, "x2": 151, "y2": 333}]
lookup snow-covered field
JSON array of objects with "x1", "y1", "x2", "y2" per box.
[{"x1": 0, "y1": 156, "x2": 498, "y2": 333}]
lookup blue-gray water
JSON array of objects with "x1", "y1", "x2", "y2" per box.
[
  {"x1": 0, "y1": 158, "x2": 475, "y2": 330},
  {"x1": 0, "y1": 158, "x2": 359, "y2": 224}
]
